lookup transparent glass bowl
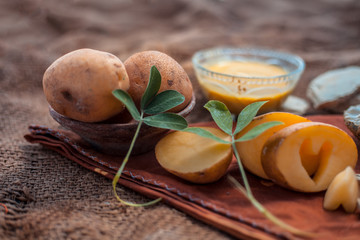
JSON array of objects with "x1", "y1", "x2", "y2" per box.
[{"x1": 192, "y1": 47, "x2": 305, "y2": 114}]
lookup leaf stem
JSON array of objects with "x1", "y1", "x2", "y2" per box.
[
  {"x1": 229, "y1": 142, "x2": 315, "y2": 238},
  {"x1": 231, "y1": 138, "x2": 253, "y2": 197},
  {"x1": 112, "y1": 112, "x2": 162, "y2": 207}
]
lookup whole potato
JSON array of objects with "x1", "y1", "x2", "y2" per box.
[
  {"x1": 124, "y1": 51, "x2": 193, "y2": 112},
  {"x1": 43, "y1": 48, "x2": 130, "y2": 122}
]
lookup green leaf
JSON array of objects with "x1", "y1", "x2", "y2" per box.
[
  {"x1": 141, "y1": 65, "x2": 161, "y2": 110},
  {"x1": 144, "y1": 90, "x2": 185, "y2": 115},
  {"x1": 143, "y1": 113, "x2": 188, "y2": 130},
  {"x1": 112, "y1": 89, "x2": 141, "y2": 121},
  {"x1": 235, "y1": 121, "x2": 283, "y2": 142},
  {"x1": 234, "y1": 101, "x2": 267, "y2": 135},
  {"x1": 204, "y1": 100, "x2": 233, "y2": 135},
  {"x1": 183, "y1": 127, "x2": 231, "y2": 144}
]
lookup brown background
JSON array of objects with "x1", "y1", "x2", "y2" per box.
[{"x1": 1, "y1": 0, "x2": 360, "y2": 239}]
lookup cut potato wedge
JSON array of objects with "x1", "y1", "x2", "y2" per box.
[
  {"x1": 262, "y1": 122, "x2": 358, "y2": 192},
  {"x1": 235, "y1": 112, "x2": 310, "y2": 179},
  {"x1": 323, "y1": 166, "x2": 358, "y2": 213},
  {"x1": 155, "y1": 127, "x2": 232, "y2": 184}
]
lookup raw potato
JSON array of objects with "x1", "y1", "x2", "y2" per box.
[
  {"x1": 43, "y1": 48, "x2": 130, "y2": 122},
  {"x1": 125, "y1": 51, "x2": 193, "y2": 112},
  {"x1": 155, "y1": 127, "x2": 232, "y2": 184},
  {"x1": 323, "y1": 166, "x2": 358, "y2": 213},
  {"x1": 235, "y1": 112, "x2": 310, "y2": 179},
  {"x1": 262, "y1": 122, "x2": 358, "y2": 192}
]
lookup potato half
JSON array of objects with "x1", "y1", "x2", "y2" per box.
[
  {"x1": 43, "y1": 48, "x2": 130, "y2": 122},
  {"x1": 261, "y1": 122, "x2": 358, "y2": 192},
  {"x1": 155, "y1": 127, "x2": 232, "y2": 184},
  {"x1": 235, "y1": 112, "x2": 310, "y2": 179}
]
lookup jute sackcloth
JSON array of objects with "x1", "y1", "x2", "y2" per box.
[{"x1": 1, "y1": 0, "x2": 360, "y2": 239}]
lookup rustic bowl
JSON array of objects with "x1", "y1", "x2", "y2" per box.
[{"x1": 49, "y1": 93, "x2": 196, "y2": 156}]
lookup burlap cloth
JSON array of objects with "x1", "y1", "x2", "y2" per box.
[{"x1": 1, "y1": 0, "x2": 360, "y2": 239}]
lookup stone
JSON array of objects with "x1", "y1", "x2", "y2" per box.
[
  {"x1": 281, "y1": 95, "x2": 310, "y2": 115},
  {"x1": 307, "y1": 66, "x2": 360, "y2": 113},
  {"x1": 344, "y1": 104, "x2": 360, "y2": 140}
]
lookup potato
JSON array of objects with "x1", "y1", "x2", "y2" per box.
[
  {"x1": 261, "y1": 122, "x2": 358, "y2": 192},
  {"x1": 155, "y1": 127, "x2": 232, "y2": 184},
  {"x1": 124, "y1": 51, "x2": 193, "y2": 112},
  {"x1": 323, "y1": 166, "x2": 358, "y2": 213},
  {"x1": 43, "y1": 48, "x2": 130, "y2": 122},
  {"x1": 235, "y1": 112, "x2": 310, "y2": 179}
]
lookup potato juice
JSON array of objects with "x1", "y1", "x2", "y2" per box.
[{"x1": 199, "y1": 60, "x2": 291, "y2": 114}]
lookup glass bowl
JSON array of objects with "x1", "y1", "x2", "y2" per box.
[{"x1": 192, "y1": 47, "x2": 305, "y2": 114}]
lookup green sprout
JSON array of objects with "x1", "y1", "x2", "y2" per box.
[{"x1": 112, "y1": 66, "x2": 188, "y2": 207}]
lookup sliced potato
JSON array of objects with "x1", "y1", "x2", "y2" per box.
[
  {"x1": 155, "y1": 127, "x2": 232, "y2": 184},
  {"x1": 323, "y1": 166, "x2": 358, "y2": 213},
  {"x1": 235, "y1": 112, "x2": 310, "y2": 179},
  {"x1": 261, "y1": 122, "x2": 358, "y2": 192}
]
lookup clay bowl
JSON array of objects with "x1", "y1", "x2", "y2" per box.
[{"x1": 50, "y1": 93, "x2": 196, "y2": 156}]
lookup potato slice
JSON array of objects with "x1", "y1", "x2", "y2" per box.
[
  {"x1": 323, "y1": 166, "x2": 358, "y2": 213},
  {"x1": 155, "y1": 127, "x2": 232, "y2": 184},
  {"x1": 262, "y1": 122, "x2": 358, "y2": 192},
  {"x1": 235, "y1": 112, "x2": 310, "y2": 179}
]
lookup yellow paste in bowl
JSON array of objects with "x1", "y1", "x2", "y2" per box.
[
  {"x1": 200, "y1": 60, "x2": 291, "y2": 114},
  {"x1": 207, "y1": 61, "x2": 287, "y2": 77}
]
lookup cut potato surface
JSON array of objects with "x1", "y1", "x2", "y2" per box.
[
  {"x1": 262, "y1": 122, "x2": 358, "y2": 192},
  {"x1": 155, "y1": 127, "x2": 232, "y2": 184},
  {"x1": 235, "y1": 112, "x2": 310, "y2": 179},
  {"x1": 323, "y1": 166, "x2": 358, "y2": 213}
]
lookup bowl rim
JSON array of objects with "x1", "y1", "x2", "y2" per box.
[
  {"x1": 192, "y1": 46, "x2": 305, "y2": 80},
  {"x1": 49, "y1": 91, "x2": 196, "y2": 128}
]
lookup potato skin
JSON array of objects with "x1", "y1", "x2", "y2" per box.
[
  {"x1": 124, "y1": 51, "x2": 193, "y2": 112},
  {"x1": 166, "y1": 153, "x2": 233, "y2": 184},
  {"x1": 43, "y1": 48, "x2": 130, "y2": 122},
  {"x1": 261, "y1": 134, "x2": 292, "y2": 189}
]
